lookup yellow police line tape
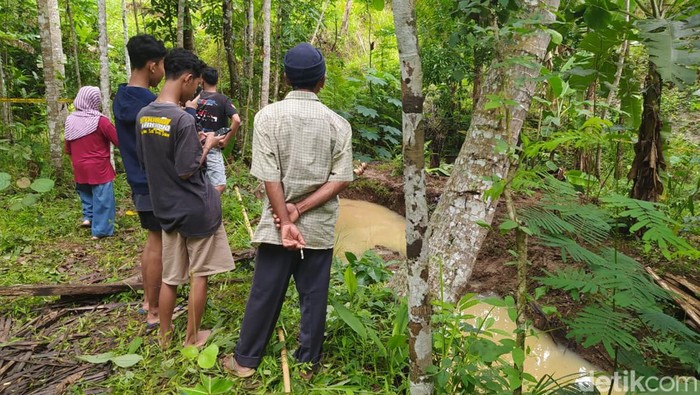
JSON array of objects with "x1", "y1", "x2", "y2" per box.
[{"x1": 0, "y1": 98, "x2": 73, "y2": 104}]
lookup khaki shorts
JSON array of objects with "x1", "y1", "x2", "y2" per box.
[{"x1": 162, "y1": 223, "x2": 235, "y2": 285}]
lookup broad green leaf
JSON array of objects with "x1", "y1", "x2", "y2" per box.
[
  {"x1": 0, "y1": 172, "x2": 10, "y2": 191},
  {"x1": 111, "y1": 354, "x2": 143, "y2": 368},
  {"x1": 30, "y1": 178, "x2": 54, "y2": 193},
  {"x1": 583, "y1": 0, "x2": 612, "y2": 30},
  {"x1": 21, "y1": 194, "x2": 38, "y2": 207},
  {"x1": 546, "y1": 28, "x2": 562, "y2": 44},
  {"x1": 499, "y1": 220, "x2": 519, "y2": 232},
  {"x1": 208, "y1": 377, "x2": 234, "y2": 394},
  {"x1": 637, "y1": 18, "x2": 700, "y2": 88},
  {"x1": 179, "y1": 387, "x2": 208, "y2": 395},
  {"x1": 475, "y1": 219, "x2": 492, "y2": 229},
  {"x1": 354, "y1": 105, "x2": 378, "y2": 118},
  {"x1": 482, "y1": 297, "x2": 506, "y2": 307},
  {"x1": 512, "y1": 347, "x2": 525, "y2": 368},
  {"x1": 548, "y1": 75, "x2": 564, "y2": 97},
  {"x1": 331, "y1": 299, "x2": 366, "y2": 338},
  {"x1": 77, "y1": 352, "x2": 114, "y2": 364},
  {"x1": 128, "y1": 337, "x2": 143, "y2": 354},
  {"x1": 371, "y1": 0, "x2": 384, "y2": 11},
  {"x1": 344, "y1": 267, "x2": 358, "y2": 297},
  {"x1": 197, "y1": 344, "x2": 219, "y2": 369},
  {"x1": 180, "y1": 345, "x2": 199, "y2": 360}
]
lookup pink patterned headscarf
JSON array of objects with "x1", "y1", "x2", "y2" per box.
[{"x1": 65, "y1": 86, "x2": 103, "y2": 141}]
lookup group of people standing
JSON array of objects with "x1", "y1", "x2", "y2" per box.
[{"x1": 64, "y1": 34, "x2": 354, "y2": 380}]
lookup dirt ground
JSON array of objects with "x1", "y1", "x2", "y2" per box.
[{"x1": 341, "y1": 163, "x2": 700, "y2": 373}]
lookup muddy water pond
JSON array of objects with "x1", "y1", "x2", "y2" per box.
[{"x1": 334, "y1": 199, "x2": 622, "y2": 394}]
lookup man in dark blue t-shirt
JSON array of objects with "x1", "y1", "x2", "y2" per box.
[{"x1": 113, "y1": 34, "x2": 167, "y2": 329}]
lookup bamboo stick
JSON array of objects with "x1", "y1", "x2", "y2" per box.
[
  {"x1": 277, "y1": 327, "x2": 291, "y2": 393},
  {"x1": 235, "y1": 186, "x2": 255, "y2": 239}
]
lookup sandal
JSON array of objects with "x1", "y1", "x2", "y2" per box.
[
  {"x1": 221, "y1": 354, "x2": 256, "y2": 378},
  {"x1": 80, "y1": 220, "x2": 91, "y2": 228}
]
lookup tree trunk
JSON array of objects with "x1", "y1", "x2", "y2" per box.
[
  {"x1": 131, "y1": 0, "x2": 140, "y2": 34},
  {"x1": 424, "y1": 0, "x2": 560, "y2": 303},
  {"x1": 97, "y1": 0, "x2": 110, "y2": 118},
  {"x1": 65, "y1": 0, "x2": 81, "y2": 88},
  {"x1": 223, "y1": 0, "x2": 240, "y2": 102},
  {"x1": 242, "y1": 0, "x2": 254, "y2": 153},
  {"x1": 271, "y1": 0, "x2": 283, "y2": 102},
  {"x1": 37, "y1": 0, "x2": 67, "y2": 173},
  {"x1": 122, "y1": 0, "x2": 131, "y2": 80},
  {"x1": 628, "y1": 62, "x2": 665, "y2": 202},
  {"x1": 260, "y1": 0, "x2": 270, "y2": 109},
  {"x1": 0, "y1": 49, "x2": 12, "y2": 132},
  {"x1": 184, "y1": 3, "x2": 194, "y2": 51},
  {"x1": 340, "y1": 0, "x2": 352, "y2": 39},
  {"x1": 472, "y1": 47, "x2": 482, "y2": 112},
  {"x1": 176, "y1": 0, "x2": 185, "y2": 47},
  {"x1": 310, "y1": 0, "x2": 331, "y2": 46},
  {"x1": 393, "y1": 1, "x2": 431, "y2": 393}
]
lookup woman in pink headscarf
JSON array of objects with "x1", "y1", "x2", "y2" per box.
[{"x1": 65, "y1": 86, "x2": 119, "y2": 239}]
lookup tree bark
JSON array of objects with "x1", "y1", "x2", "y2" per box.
[
  {"x1": 176, "y1": 0, "x2": 185, "y2": 47},
  {"x1": 260, "y1": 0, "x2": 271, "y2": 108},
  {"x1": 0, "y1": 49, "x2": 12, "y2": 132},
  {"x1": 223, "y1": 0, "x2": 240, "y2": 102},
  {"x1": 242, "y1": 0, "x2": 254, "y2": 152},
  {"x1": 131, "y1": 0, "x2": 140, "y2": 34},
  {"x1": 184, "y1": 3, "x2": 194, "y2": 51},
  {"x1": 65, "y1": 0, "x2": 81, "y2": 88},
  {"x1": 122, "y1": 0, "x2": 131, "y2": 80},
  {"x1": 97, "y1": 0, "x2": 110, "y2": 118},
  {"x1": 393, "y1": 1, "x2": 431, "y2": 393},
  {"x1": 424, "y1": 0, "x2": 560, "y2": 303},
  {"x1": 628, "y1": 62, "x2": 665, "y2": 202},
  {"x1": 271, "y1": 0, "x2": 283, "y2": 102},
  {"x1": 340, "y1": 0, "x2": 352, "y2": 39},
  {"x1": 37, "y1": 0, "x2": 67, "y2": 173}
]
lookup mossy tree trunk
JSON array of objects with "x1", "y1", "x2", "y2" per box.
[
  {"x1": 393, "y1": 1, "x2": 431, "y2": 393},
  {"x1": 424, "y1": 0, "x2": 560, "y2": 303},
  {"x1": 37, "y1": 0, "x2": 67, "y2": 174}
]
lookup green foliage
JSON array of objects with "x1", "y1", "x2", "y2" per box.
[
  {"x1": 600, "y1": 195, "x2": 697, "y2": 258},
  {"x1": 636, "y1": 17, "x2": 700, "y2": 88},
  {"x1": 77, "y1": 351, "x2": 143, "y2": 368}
]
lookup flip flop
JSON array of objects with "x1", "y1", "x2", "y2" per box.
[{"x1": 80, "y1": 220, "x2": 91, "y2": 228}]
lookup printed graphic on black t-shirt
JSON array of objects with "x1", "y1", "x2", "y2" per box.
[{"x1": 196, "y1": 92, "x2": 237, "y2": 132}]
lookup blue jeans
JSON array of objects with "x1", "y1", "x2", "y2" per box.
[{"x1": 76, "y1": 182, "x2": 115, "y2": 237}]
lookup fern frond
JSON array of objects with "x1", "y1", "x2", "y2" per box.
[
  {"x1": 640, "y1": 311, "x2": 700, "y2": 341},
  {"x1": 537, "y1": 234, "x2": 608, "y2": 266},
  {"x1": 550, "y1": 203, "x2": 611, "y2": 245},
  {"x1": 520, "y1": 207, "x2": 576, "y2": 236},
  {"x1": 567, "y1": 304, "x2": 641, "y2": 358},
  {"x1": 536, "y1": 268, "x2": 600, "y2": 296}
]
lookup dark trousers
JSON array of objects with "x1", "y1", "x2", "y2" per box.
[{"x1": 235, "y1": 243, "x2": 333, "y2": 368}]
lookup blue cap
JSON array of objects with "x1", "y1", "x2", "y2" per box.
[{"x1": 284, "y1": 43, "x2": 326, "y2": 87}]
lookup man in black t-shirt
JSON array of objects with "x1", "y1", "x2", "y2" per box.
[
  {"x1": 136, "y1": 49, "x2": 235, "y2": 348},
  {"x1": 196, "y1": 67, "x2": 241, "y2": 193}
]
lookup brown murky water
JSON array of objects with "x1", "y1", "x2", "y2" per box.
[{"x1": 334, "y1": 199, "x2": 623, "y2": 394}]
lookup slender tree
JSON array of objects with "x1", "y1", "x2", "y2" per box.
[
  {"x1": 0, "y1": 50, "x2": 11, "y2": 130},
  {"x1": 340, "y1": 0, "x2": 352, "y2": 39},
  {"x1": 122, "y1": 0, "x2": 131, "y2": 80},
  {"x1": 97, "y1": 0, "x2": 110, "y2": 118},
  {"x1": 424, "y1": 0, "x2": 560, "y2": 303},
  {"x1": 310, "y1": 0, "x2": 331, "y2": 45},
  {"x1": 223, "y1": 0, "x2": 240, "y2": 102},
  {"x1": 260, "y1": 0, "x2": 271, "y2": 108},
  {"x1": 393, "y1": 1, "x2": 431, "y2": 393},
  {"x1": 184, "y1": 3, "x2": 194, "y2": 51},
  {"x1": 132, "y1": 0, "x2": 140, "y2": 34},
  {"x1": 176, "y1": 0, "x2": 185, "y2": 47},
  {"x1": 271, "y1": 0, "x2": 283, "y2": 101},
  {"x1": 37, "y1": 0, "x2": 67, "y2": 173},
  {"x1": 65, "y1": 0, "x2": 82, "y2": 88}
]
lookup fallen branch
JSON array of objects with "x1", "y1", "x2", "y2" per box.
[
  {"x1": 234, "y1": 186, "x2": 255, "y2": 240},
  {"x1": 646, "y1": 267, "x2": 700, "y2": 328}
]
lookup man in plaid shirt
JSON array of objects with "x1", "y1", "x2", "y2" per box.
[{"x1": 223, "y1": 43, "x2": 354, "y2": 380}]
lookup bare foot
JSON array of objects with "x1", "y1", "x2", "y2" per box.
[{"x1": 184, "y1": 329, "x2": 211, "y2": 348}]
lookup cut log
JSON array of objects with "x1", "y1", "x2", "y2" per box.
[
  {"x1": 646, "y1": 267, "x2": 700, "y2": 328},
  {"x1": 0, "y1": 248, "x2": 255, "y2": 298},
  {"x1": 664, "y1": 273, "x2": 700, "y2": 298}
]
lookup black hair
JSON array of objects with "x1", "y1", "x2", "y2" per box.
[
  {"x1": 127, "y1": 34, "x2": 167, "y2": 69},
  {"x1": 291, "y1": 80, "x2": 322, "y2": 90},
  {"x1": 202, "y1": 67, "x2": 219, "y2": 86},
  {"x1": 164, "y1": 48, "x2": 206, "y2": 80}
]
